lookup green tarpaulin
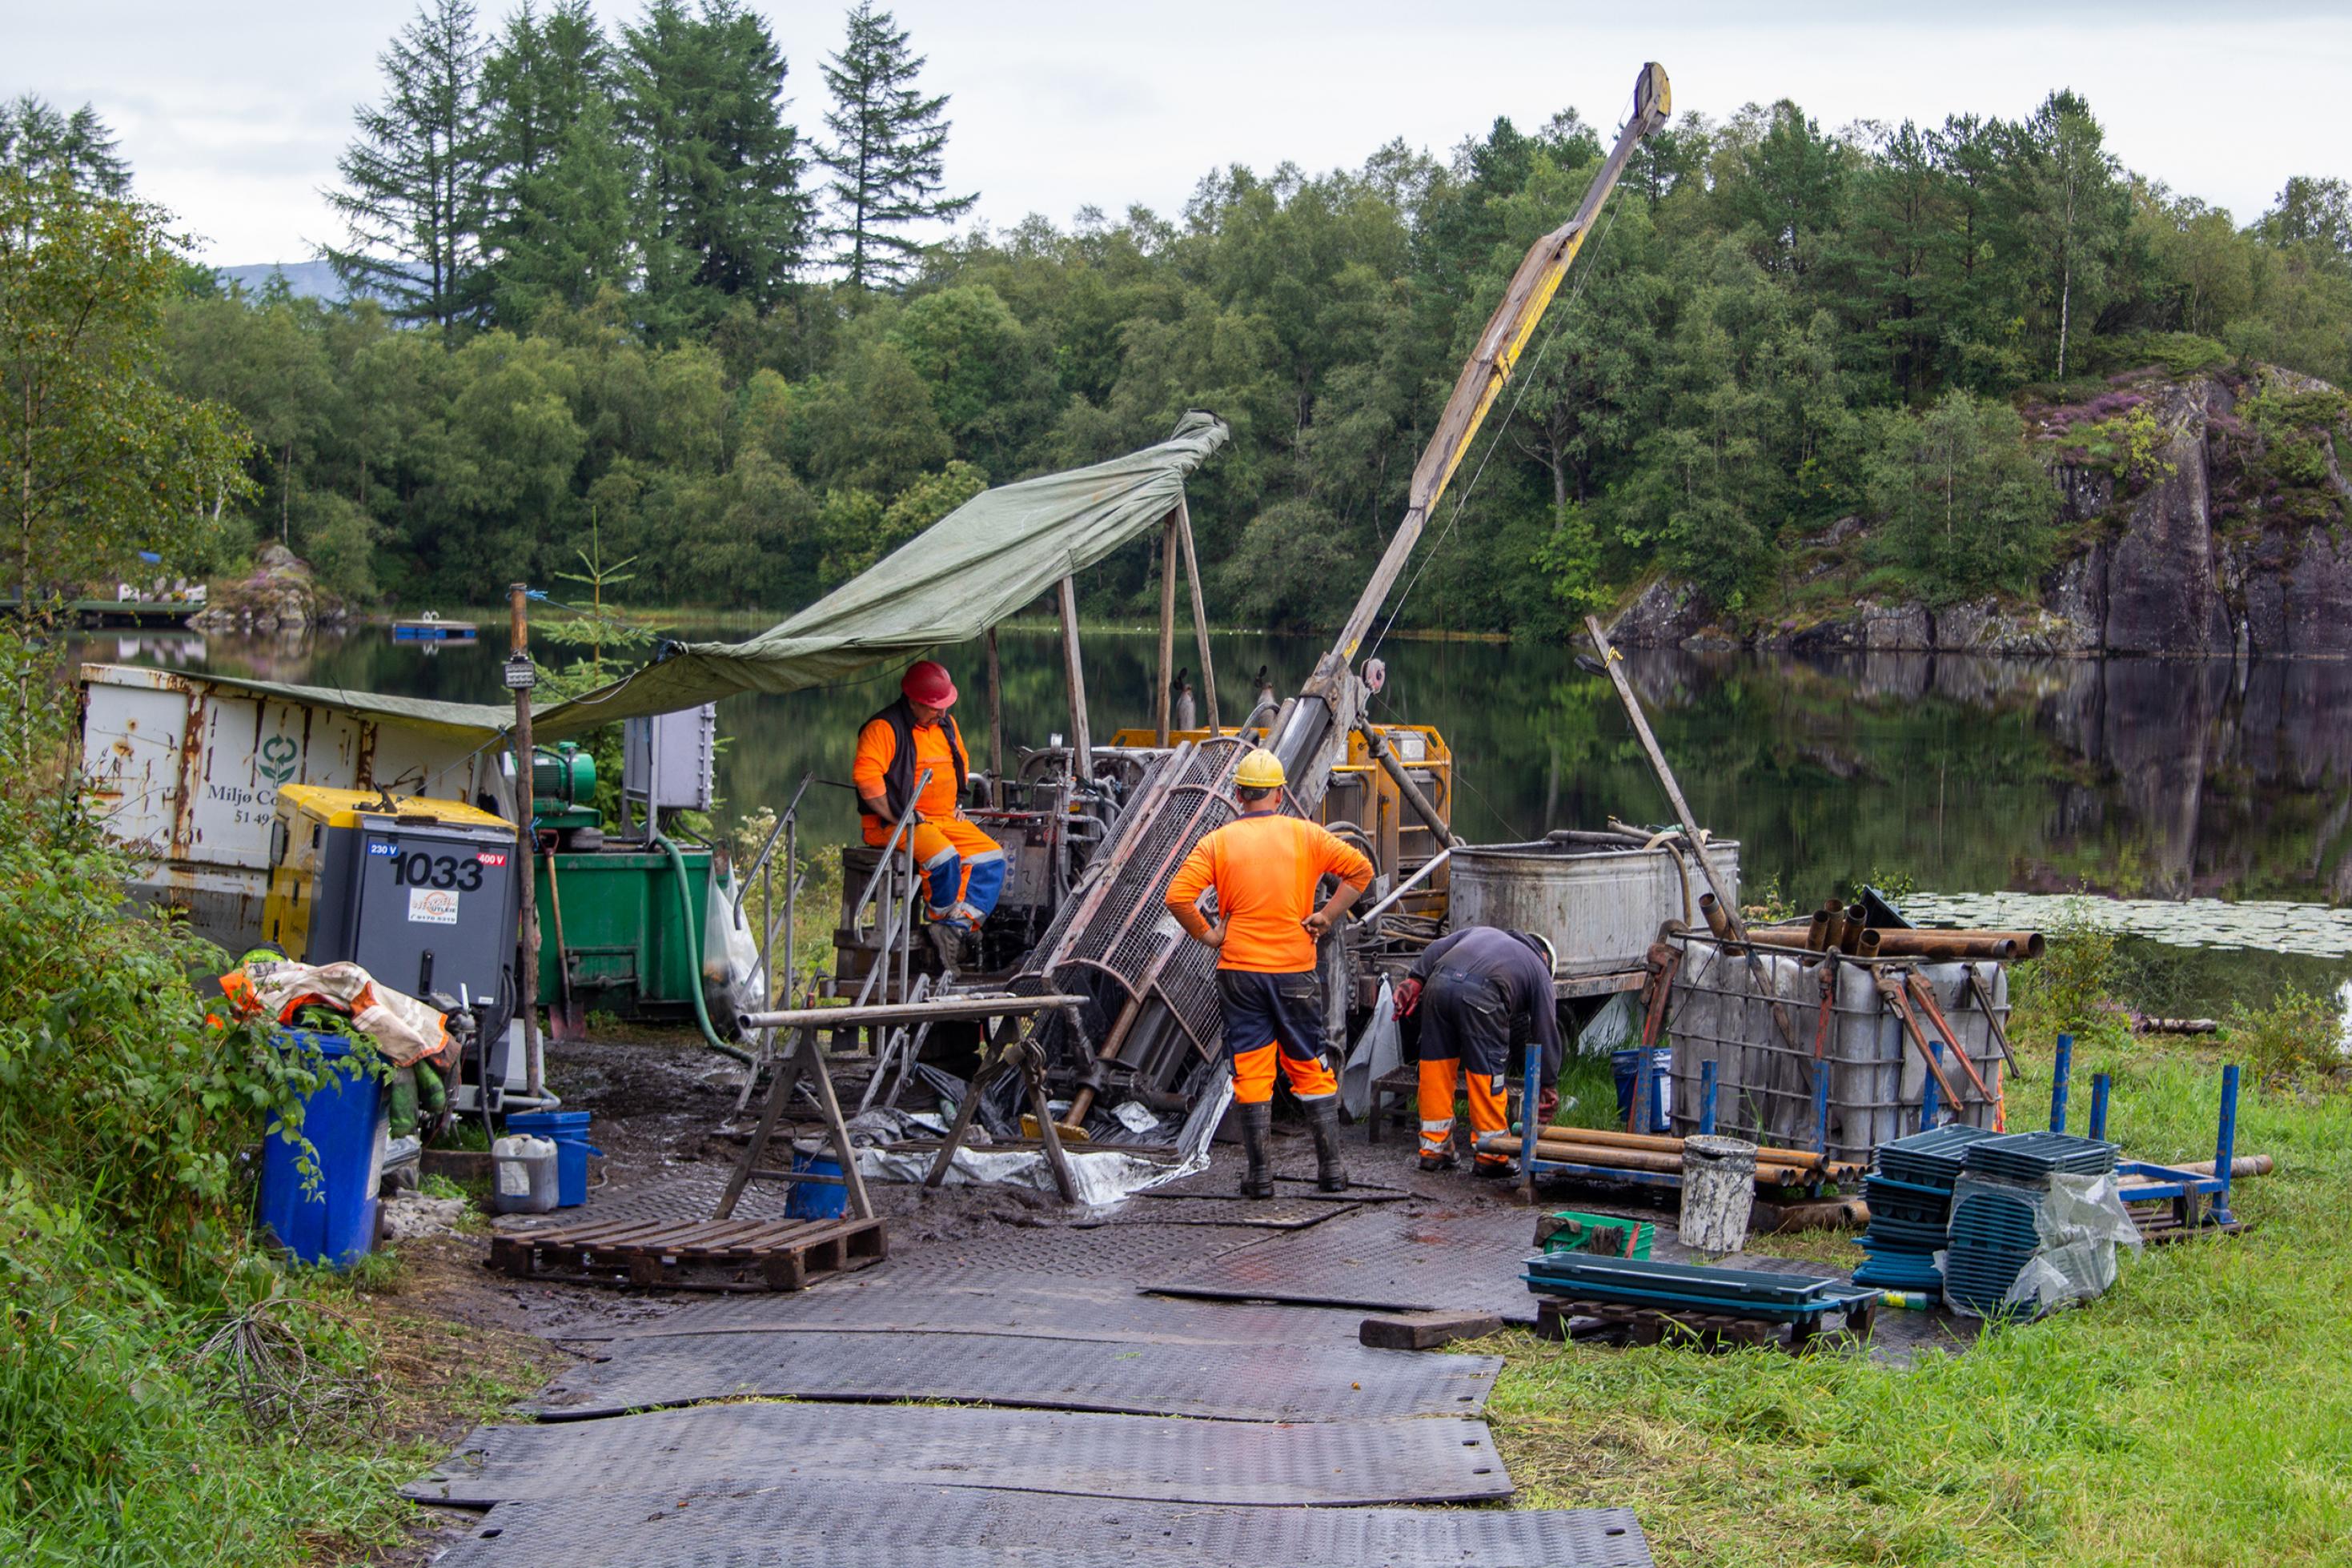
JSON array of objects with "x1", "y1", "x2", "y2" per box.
[
  {"x1": 531, "y1": 412, "x2": 1229, "y2": 744},
  {"x1": 152, "y1": 672, "x2": 517, "y2": 746}
]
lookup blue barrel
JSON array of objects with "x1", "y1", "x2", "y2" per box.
[
  {"x1": 259, "y1": 1030, "x2": 384, "y2": 1268},
  {"x1": 506, "y1": 1110, "x2": 599, "y2": 1209},
  {"x1": 786, "y1": 1146, "x2": 849, "y2": 1220},
  {"x1": 1611, "y1": 1047, "x2": 1672, "y2": 1131}
]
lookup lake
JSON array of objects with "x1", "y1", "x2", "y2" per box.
[{"x1": 71, "y1": 620, "x2": 2352, "y2": 1013}]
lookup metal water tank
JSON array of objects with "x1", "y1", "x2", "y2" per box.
[{"x1": 1447, "y1": 838, "x2": 1740, "y2": 974}]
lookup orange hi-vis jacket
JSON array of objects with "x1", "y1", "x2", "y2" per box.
[
  {"x1": 853, "y1": 712, "x2": 965, "y2": 827},
  {"x1": 1164, "y1": 812, "x2": 1374, "y2": 973}
]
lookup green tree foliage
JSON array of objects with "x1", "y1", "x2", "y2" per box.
[
  {"x1": 325, "y1": 0, "x2": 494, "y2": 339},
  {"x1": 1, "y1": 172, "x2": 251, "y2": 608},
  {"x1": 620, "y1": 0, "x2": 812, "y2": 336},
  {"x1": 0, "y1": 94, "x2": 130, "y2": 196},
  {"x1": 1865, "y1": 389, "x2": 2058, "y2": 603},
  {"x1": 480, "y1": 0, "x2": 636, "y2": 326},
  {"x1": 101, "y1": 30, "x2": 2352, "y2": 624},
  {"x1": 816, "y1": 1, "x2": 974, "y2": 287}
]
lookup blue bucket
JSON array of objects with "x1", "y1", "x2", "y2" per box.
[
  {"x1": 259, "y1": 1030, "x2": 384, "y2": 1269},
  {"x1": 505, "y1": 1110, "x2": 600, "y2": 1208},
  {"x1": 786, "y1": 1147, "x2": 849, "y2": 1220},
  {"x1": 1611, "y1": 1046, "x2": 1672, "y2": 1132}
]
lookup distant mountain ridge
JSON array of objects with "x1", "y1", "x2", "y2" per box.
[{"x1": 214, "y1": 260, "x2": 346, "y2": 301}]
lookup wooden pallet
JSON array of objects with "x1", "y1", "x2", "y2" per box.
[
  {"x1": 490, "y1": 1213, "x2": 889, "y2": 1293},
  {"x1": 1534, "y1": 1293, "x2": 1874, "y2": 1353}
]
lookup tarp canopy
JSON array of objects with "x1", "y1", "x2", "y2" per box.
[{"x1": 532, "y1": 412, "x2": 1229, "y2": 743}]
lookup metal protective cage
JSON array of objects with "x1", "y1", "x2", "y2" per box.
[{"x1": 1664, "y1": 935, "x2": 2009, "y2": 1165}]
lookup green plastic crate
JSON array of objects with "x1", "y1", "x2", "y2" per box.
[{"x1": 1537, "y1": 1209, "x2": 1654, "y2": 1261}]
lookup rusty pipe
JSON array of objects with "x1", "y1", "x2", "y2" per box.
[
  {"x1": 1819, "y1": 900, "x2": 1848, "y2": 954},
  {"x1": 1840, "y1": 904, "x2": 1868, "y2": 954},
  {"x1": 1803, "y1": 908, "x2": 1829, "y2": 951},
  {"x1": 1700, "y1": 892, "x2": 1735, "y2": 940}
]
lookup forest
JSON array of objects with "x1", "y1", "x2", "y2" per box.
[{"x1": 9, "y1": 0, "x2": 2352, "y2": 633}]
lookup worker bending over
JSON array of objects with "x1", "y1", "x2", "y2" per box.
[
  {"x1": 853, "y1": 660, "x2": 1005, "y2": 967},
  {"x1": 1166, "y1": 748, "x2": 1372, "y2": 1197},
  {"x1": 1395, "y1": 925, "x2": 1562, "y2": 1177}
]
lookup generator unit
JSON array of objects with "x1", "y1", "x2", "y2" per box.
[{"x1": 263, "y1": 784, "x2": 524, "y2": 1038}]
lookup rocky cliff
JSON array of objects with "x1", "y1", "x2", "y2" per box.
[{"x1": 1611, "y1": 365, "x2": 2352, "y2": 656}]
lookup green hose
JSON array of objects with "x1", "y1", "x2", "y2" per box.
[{"x1": 655, "y1": 832, "x2": 756, "y2": 1066}]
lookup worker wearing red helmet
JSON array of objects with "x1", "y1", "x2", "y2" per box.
[{"x1": 853, "y1": 660, "x2": 1005, "y2": 952}]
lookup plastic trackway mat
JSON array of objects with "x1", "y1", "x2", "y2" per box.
[
  {"x1": 1142, "y1": 1169, "x2": 1413, "y2": 1202},
  {"x1": 407, "y1": 1402, "x2": 1514, "y2": 1508},
  {"x1": 576, "y1": 1276, "x2": 1373, "y2": 1345},
  {"x1": 529, "y1": 1328, "x2": 1499, "y2": 1422},
  {"x1": 434, "y1": 1481, "x2": 1653, "y2": 1568},
  {"x1": 1075, "y1": 1195, "x2": 1354, "y2": 1228},
  {"x1": 1144, "y1": 1201, "x2": 1545, "y2": 1320}
]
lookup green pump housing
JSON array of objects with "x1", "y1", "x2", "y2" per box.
[{"x1": 531, "y1": 742, "x2": 599, "y2": 834}]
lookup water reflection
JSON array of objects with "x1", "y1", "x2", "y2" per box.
[{"x1": 62, "y1": 628, "x2": 2352, "y2": 914}]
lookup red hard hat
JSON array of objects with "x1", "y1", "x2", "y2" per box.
[{"x1": 902, "y1": 660, "x2": 957, "y2": 708}]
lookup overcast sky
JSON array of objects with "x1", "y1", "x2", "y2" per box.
[{"x1": 7, "y1": 0, "x2": 2349, "y2": 267}]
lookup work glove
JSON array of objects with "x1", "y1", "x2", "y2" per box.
[{"x1": 1394, "y1": 976, "x2": 1423, "y2": 1019}]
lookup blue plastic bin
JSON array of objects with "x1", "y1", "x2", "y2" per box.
[
  {"x1": 259, "y1": 1030, "x2": 384, "y2": 1269},
  {"x1": 786, "y1": 1146, "x2": 849, "y2": 1220},
  {"x1": 506, "y1": 1109, "x2": 600, "y2": 1209},
  {"x1": 1611, "y1": 1046, "x2": 1672, "y2": 1132}
]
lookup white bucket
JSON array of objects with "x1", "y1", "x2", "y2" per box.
[{"x1": 1679, "y1": 1134, "x2": 1757, "y2": 1253}]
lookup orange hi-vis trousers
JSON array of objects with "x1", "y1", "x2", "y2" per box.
[
  {"x1": 1419, "y1": 1057, "x2": 1511, "y2": 1165},
  {"x1": 1233, "y1": 1041, "x2": 1339, "y2": 1107}
]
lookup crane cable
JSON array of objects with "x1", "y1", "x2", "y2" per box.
[{"x1": 1363, "y1": 94, "x2": 1640, "y2": 666}]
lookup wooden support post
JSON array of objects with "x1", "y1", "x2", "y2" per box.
[
  {"x1": 985, "y1": 627, "x2": 1005, "y2": 808},
  {"x1": 507, "y1": 583, "x2": 543, "y2": 1101},
  {"x1": 1174, "y1": 497, "x2": 1218, "y2": 732},
  {"x1": 1154, "y1": 515, "x2": 1178, "y2": 744},
  {"x1": 1058, "y1": 575, "x2": 1093, "y2": 783}
]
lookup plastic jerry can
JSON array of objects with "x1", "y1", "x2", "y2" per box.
[{"x1": 491, "y1": 1135, "x2": 560, "y2": 1214}]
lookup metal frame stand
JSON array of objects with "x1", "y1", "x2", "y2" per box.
[{"x1": 2046, "y1": 1034, "x2": 2244, "y2": 1235}]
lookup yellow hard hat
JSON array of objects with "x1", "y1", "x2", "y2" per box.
[{"x1": 1234, "y1": 748, "x2": 1286, "y2": 789}]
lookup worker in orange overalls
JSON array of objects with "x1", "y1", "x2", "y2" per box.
[
  {"x1": 853, "y1": 660, "x2": 1005, "y2": 971},
  {"x1": 1395, "y1": 925, "x2": 1561, "y2": 1178},
  {"x1": 1165, "y1": 748, "x2": 1373, "y2": 1197}
]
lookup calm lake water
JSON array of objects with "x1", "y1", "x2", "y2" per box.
[{"x1": 72, "y1": 620, "x2": 2352, "y2": 1013}]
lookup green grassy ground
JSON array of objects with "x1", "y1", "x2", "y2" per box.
[{"x1": 1481, "y1": 1037, "x2": 2352, "y2": 1566}]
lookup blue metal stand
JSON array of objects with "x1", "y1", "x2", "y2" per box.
[
  {"x1": 1699, "y1": 1059, "x2": 1718, "y2": 1136},
  {"x1": 2050, "y1": 1032, "x2": 2073, "y2": 1132},
  {"x1": 2112, "y1": 1063, "x2": 2242, "y2": 1233},
  {"x1": 2087, "y1": 1073, "x2": 2111, "y2": 1142}
]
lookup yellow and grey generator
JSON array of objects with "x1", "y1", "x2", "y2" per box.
[{"x1": 264, "y1": 785, "x2": 523, "y2": 1030}]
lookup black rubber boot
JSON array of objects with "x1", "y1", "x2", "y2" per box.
[
  {"x1": 1302, "y1": 1093, "x2": 1348, "y2": 1193},
  {"x1": 1237, "y1": 1101, "x2": 1274, "y2": 1198},
  {"x1": 1473, "y1": 1157, "x2": 1522, "y2": 1181}
]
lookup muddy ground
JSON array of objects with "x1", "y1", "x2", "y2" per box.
[{"x1": 356, "y1": 1025, "x2": 1494, "y2": 1564}]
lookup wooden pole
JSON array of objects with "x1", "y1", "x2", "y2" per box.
[
  {"x1": 1154, "y1": 515, "x2": 1178, "y2": 744},
  {"x1": 507, "y1": 583, "x2": 544, "y2": 1101},
  {"x1": 1174, "y1": 496, "x2": 1219, "y2": 732},
  {"x1": 1584, "y1": 614, "x2": 1799, "y2": 1053},
  {"x1": 1058, "y1": 575, "x2": 1092, "y2": 783},
  {"x1": 984, "y1": 627, "x2": 1004, "y2": 808}
]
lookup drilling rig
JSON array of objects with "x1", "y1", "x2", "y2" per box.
[{"x1": 1001, "y1": 63, "x2": 1676, "y2": 1140}]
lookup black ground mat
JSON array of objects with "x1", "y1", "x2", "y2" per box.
[
  {"x1": 1145, "y1": 1200, "x2": 1543, "y2": 1320},
  {"x1": 1076, "y1": 1194, "x2": 1354, "y2": 1228},
  {"x1": 530, "y1": 1327, "x2": 1499, "y2": 1421},
  {"x1": 408, "y1": 1401, "x2": 1512, "y2": 1508},
  {"x1": 575, "y1": 1275, "x2": 1373, "y2": 1345},
  {"x1": 1142, "y1": 1169, "x2": 1412, "y2": 1202},
  {"x1": 434, "y1": 1481, "x2": 1652, "y2": 1567}
]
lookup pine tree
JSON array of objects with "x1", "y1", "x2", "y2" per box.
[
  {"x1": 816, "y1": 2, "x2": 975, "y2": 287},
  {"x1": 480, "y1": 0, "x2": 635, "y2": 325},
  {"x1": 620, "y1": 0, "x2": 812, "y2": 335},
  {"x1": 324, "y1": 0, "x2": 492, "y2": 341},
  {"x1": 0, "y1": 96, "x2": 131, "y2": 196}
]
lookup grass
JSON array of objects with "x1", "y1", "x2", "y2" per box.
[{"x1": 1487, "y1": 1033, "x2": 2352, "y2": 1566}]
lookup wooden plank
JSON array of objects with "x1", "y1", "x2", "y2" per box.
[
  {"x1": 1058, "y1": 575, "x2": 1094, "y2": 778},
  {"x1": 1359, "y1": 1311, "x2": 1503, "y2": 1350},
  {"x1": 1174, "y1": 496, "x2": 1218, "y2": 732}
]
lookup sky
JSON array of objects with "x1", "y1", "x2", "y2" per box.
[{"x1": 6, "y1": 0, "x2": 2350, "y2": 267}]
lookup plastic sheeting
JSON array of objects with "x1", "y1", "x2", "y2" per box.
[
  {"x1": 1939, "y1": 1170, "x2": 2143, "y2": 1320},
  {"x1": 1341, "y1": 977, "x2": 1403, "y2": 1119},
  {"x1": 532, "y1": 414, "x2": 1230, "y2": 743}
]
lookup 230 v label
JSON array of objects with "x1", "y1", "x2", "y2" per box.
[{"x1": 387, "y1": 852, "x2": 485, "y2": 892}]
